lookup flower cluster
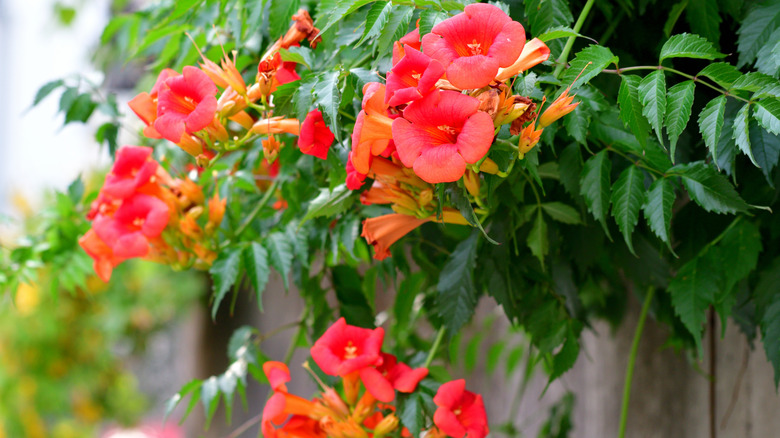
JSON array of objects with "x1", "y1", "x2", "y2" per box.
[
  {"x1": 79, "y1": 145, "x2": 223, "y2": 282},
  {"x1": 262, "y1": 318, "x2": 488, "y2": 438}
]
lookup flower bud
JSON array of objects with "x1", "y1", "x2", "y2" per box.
[{"x1": 373, "y1": 414, "x2": 399, "y2": 438}]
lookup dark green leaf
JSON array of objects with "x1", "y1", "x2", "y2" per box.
[
  {"x1": 549, "y1": 325, "x2": 580, "y2": 380},
  {"x1": 316, "y1": 0, "x2": 375, "y2": 36},
  {"x1": 558, "y1": 143, "x2": 583, "y2": 197},
  {"x1": 659, "y1": 33, "x2": 725, "y2": 61},
  {"x1": 733, "y1": 103, "x2": 758, "y2": 166},
  {"x1": 437, "y1": 232, "x2": 479, "y2": 335},
  {"x1": 762, "y1": 299, "x2": 780, "y2": 386},
  {"x1": 563, "y1": 97, "x2": 590, "y2": 144},
  {"x1": 665, "y1": 80, "x2": 695, "y2": 158},
  {"x1": 541, "y1": 202, "x2": 581, "y2": 224},
  {"x1": 302, "y1": 184, "x2": 354, "y2": 224},
  {"x1": 270, "y1": 0, "x2": 301, "y2": 38},
  {"x1": 359, "y1": 1, "x2": 393, "y2": 46},
  {"x1": 755, "y1": 98, "x2": 780, "y2": 135},
  {"x1": 209, "y1": 247, "x2": 242, "y2": 319},
  {"x1": 671, "y1": 161, "x2": 749, "y2": 214},
  {"x1": 398, "y1": 392, "x2": 424, "y2": 438},
  {"x1": 64, "y1": 93, "x2": 96, "y2": 124},
  {"x1": 295, "y1": 77, "x2": 317, "y2": 122},
  {"x1": 579, "y1": 150, "x2": 612, "y2": 236},
  {"x1": 244, "y1": 243, "x2": 270, "y2": 311},
  {"x1": 314, "y1": 71, "x2": 342, "y2": 139},
  {"x1": 618, "y1": 75, "x2": 650, "y2": 149},
  {"x1": 610, "y1": 165, "x2": 645, "y2": 255},
  {"x1": 643, "y1": 178, "x2": 676, "y2": 252},
  {"x1": 755, "y1": 28, "x2": 780, "y2": 77},
  {"x1": 668, "y1": 254, "x2": 719, "y2": 353},
  {"x1": 736, "y1": 1, "x2": 780, "y2": 68},
  {"x1": 663, "y1": 1, "x2": 688, "y2": 38},
  {"x1": 527, "y1": 208, "x2": 549, "y2": 266},
  {"x1": 750, "y1": 121, "x2": 780, "y2": 185},
  {"x1": 32, "y1": 79, "x2": 64, "y2": 106},
  {"x1": 697, "y1": 63, "x2": 742, "y2": 89},
  {"x1": 265, "y1": 232, "x2": 294, "y2": 290},
  {"x1": 686, "y1": 0, "x2": 721, "y2": 47},
  {"x1": 638, "y1": 70, "x2": 667, "y2": 145},
  {"x1": 524, "y1": 0, "x2": 573, "y2": 36},
  {"x1": 697, "y1": 95, "x2": 726, "y2": 163},
  {"x1": 560, "y1": 45, "x2": 618, "y2": 90}
]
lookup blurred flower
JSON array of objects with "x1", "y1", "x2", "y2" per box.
[
  {"x1": 298, "y1": 110, "x2": 335, "y2": 159},
  {"x1": 310, "y1": 317, "x2": 385, "y2": 376}
]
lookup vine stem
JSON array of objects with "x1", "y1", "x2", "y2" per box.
[
  {"x1": 618, "y1": 286, "x2": 655, "y2": 438},
  {"x1": 552, "y1": 0, "x2": 596, "y2": 79},
  {"x1": 424, "y1": 327, "x2": 447, "y2": 369},
  {"x1": 602, "y1": 66, "x2": 752, "y2": 103},
  {"x1": 230, "y1": 180, "x2": 279, "y2": 240}
]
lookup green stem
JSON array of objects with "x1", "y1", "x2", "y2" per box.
[
  {"x1": 231, "y1": 180, "x2": 279, "y2": 239},
  {"x1": 552, "y1": 0, "x2": 597, "y2": 78},
  {"x1": 605, "y1": 146, "x2": 664, "y2": 178},
  {"x1": 424, "y1": 327, "x2": 447, "y2": 369},
  {"x1": 603, "y1": 66, "x2": 751, "y2": 103},
  {"x1": 283, "y1": 307, "x2": 309, "y2": 365},
  {"x1": 618, "y1": 286, "x2": 655, "y2": 438}
]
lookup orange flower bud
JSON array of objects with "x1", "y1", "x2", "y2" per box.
[
  {"x1": 373, "y1": 414, "x2": 399, "y2": 438},
  {"x1": 208, "y1": 193, "x2": 226, "y2": 228}
]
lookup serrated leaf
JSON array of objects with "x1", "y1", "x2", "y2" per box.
[
  {"x1": 527, "y1": 208, "x2": 549, "y2": 265},
  {"x1": 558, "y1": 143, "x2": 583, "y2": 197},
  {"x1": 209, "y1": 247, "x2": 242, "y2": 319},
  {"x1": 618, "y1": 75, "x2": 650, "y2": 149},
  {"x1": 32, "y1": 79, "x2": 64, "y2": 106},
  {"x1": 279, "y1": 47, "x2": 313, "y2": 70},
  {"x1": 663, "y1": 1, "x2": 688, "y2": 38},
  {"x1": 669, "y1": 254, "x2": 720, "y2": 354},
  {"x1": 437, "y1": 232, "x2": 479, "y2": 335},
  {"x1": 686, "y1": 0, "x2": 721, "y2": 48},
  {"x1": 659, "y1": 33, "x2": 725, "y2": 61},
  {"x1": 643, "y1": 177, "x2": 676, "y2": 252},
  {"x1": 376, "y1": 5, "x2": 414, "y2": 56},
  {"x1": 295, "y1": 77, "x2": 317, "y2": 123},
  {"x1": 358, "y1": 1, "x2": 393, "y2": 46},
  {"x1": 697, "y1": 63, "x2": 742, "y2": 89},
  {"x1": 560, "y1": 45, "x2": 618, "y2": 90},
  {"x1": 750, "y1": 121, "x2": 780, "y2": 185},
  {"x1": 731, "y1": 72, "x2": 778, "y2": 93},
  {"x1": 315, "y1": 0, "x2": 375, "y2": 36},
  {"x1": 671, "y1": 161, "x2": 749, "y2": 214},
  {"x1": 349, "y1": 68, "x2": 379, "y2": 88},
  {"x1": 610, "y1": 165, "x2": 645, "y2": 255},
  {"x1": 265, "y1": 232, "x2": 294, "y2": 290},
  {"x1": 579, "y1": 150, "x2": 612, "y2": 236},
  {"x1": 398, "y1": 392, "x2": 425, "y2": 438},
  {"x1": 755, "y1": 98, "x2": 780, "y2": 135},
  {"x1": 419, "y1": 9, "x2": 450, "y2": 36},
  {"x1": 638, "y1": 71, "x2": 667, "y2": 145},
  {"x1": 541, "y1": 202, "x2": 581, "y2": 224},
  {"x1": 302, "y1": 184, "x2": 353, "y2": 224},
  {"x1": 538, "y1": 26, "x2": 584, "y2": 42},
  {"x1": 525, "y1": 0, "x2": 573, "y2": 36},
  {"x1": 314, "y1": 71, "x2": 342, "y2": 139},
  {"x1": 698, "y1": 95, "x2": 726, "y2": 163},
  {"x1": 244, "y1": 243, "x2": 269, "y2": 311},
  {"x1": 164, "y1": 380, "x2": 202, "y2": 422},
  {"x1": 733, "y1": 103, "x2": 758, "y2": 166},
  {"x1": 737, "y1": 1, "x2": 780, "y2": 68},
  {"x1": 664, "y1": 80, "x2": 695, "y2": 160},
  {"x1": 755, "y1": 28, "x2": 780, "y2": 77},
  {"x1": 549, "y1": 326, "x2": 580, "y2": 380},
  {"x1": 564, "y1": 97, "x2": 590, "y2": 144}
]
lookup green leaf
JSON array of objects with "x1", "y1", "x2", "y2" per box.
[
  {"x1": 610, "y1": 165, "x2": 645, "y2": 255},
  {"x1": 733, "y1": 103, "x2": 758, "y2": 166},
  {"x1": 762, "y1": 299, "x2": 780, "y2": 387},
  {"x1": 697, "y1": 95, "x2": 726, "y2": 163},
  {"x1": 665, "y1": 80, "x2": 695, "y2": 159},
  {"x1": 750, "y1": 121, "x2": 780, "y2": 185},
  {"x1": 755, "y1": 98, "x2": 780, "y2": 135},
  {"x1": 527, "y1": 208, "x2": 549, "y2": 266},
  {"x1": 314, "y1": 70, "x2": 342, "y2": 139},
  {"x1": 618, "y1": 75, "x2": 650, "y2": 149},
  {"x1": 638, "y1": 71, "x2": 668, "y2": 146},
  {"x1": 279, "y1": 46, "x2": 313, "y2": 70},
  {"x1": 201, "y1": 376, "x2": 220, "y2": 425},
  {"x1": 525, "y1": 0, "x2": 573, "y2": 36},
  {"x1": 265, "y1": 232, "x2": 294, "y2": 290},
  {"x1": 295, "y1": 77, "x2": 317, "y2": 123},
  {"x1": 731, "y1": 72, "x2": 778, "y2": 93},
  {"x1": 686, "y1": 0, "x2": 721, "y2": 47},
  {"x1": 398, "y1": 392, "x2": 425, "y2": 438},
  {"x1": 437, "y1": 232, "x2": 479, "y2": 336},
  {"x1": 32, "y1": 79, "x2": 64, "y2": 106},
  {"x1": 671, "y1": 161, "x2": 749, "y2": 214},
  {"x1": 563, "y1": 97, "x2": 590, "y2": 144},
  {"x1": 659, "y1": 33, "x2": 725, "y2": 61},
  {"x1": 560, "y1": 45, "x2": 618, "y2": 90},
  {"x1": 358, "y1": 1, "x2": 393, "y2": 46},
  {"x1": 486, "y1": 342, "x2": 505, "y2": 372},
  {"x1": 164, "y1": 380, "x2": 202, "y2": 422},
  {"x1": 755, "y1": 28, "x2": 780, "y2": 77},
  {"x1": 697, "y1": 63, "x2": 742, "y2": 89},
  {"x1": 549, "y1": 325, "x2": 580, "y2": 380},
  {"x1": 663, "y1": 1, "x2": 688, "y2": 38},
  {"x1": 719, "y1": 221, "x2": 762, "y2": 292},
  {"x1": 64, "y1": 93, "x2": 96, "y2": 124},
  {"x1": 302, "y1": 184, "x2": 354, "y2": 224},
  {"x1": 736, "y1": 1, "x2": 780, "y2": 68},
  {"x1": 419, "y1": 9, "x2": 450, "y2": 36},
  {"x1": 244, "y1": 243, "x2": 270, "y2": 312},
  {"x1": 541, "y1": 202, "x2": 581, "y2": 224},
  {"x1": 464, "y1": 333, "x2": 483, "y2": 372},
  {"x1": 209, "y1": 247, "x2": 242, "y2": 319},
  {"x1": 668, "y1": 254, "x2": 719, "y2": 353},
  {"x1": 316, "y1": 0, "x2": 375, "y2": 36},
  {"x1": 537, "y1": 26, "x2": 584, "y2": 42},
  {"x1": 376, "y1": 5, "x2": 414, "y2": 56},
  {"x1": 579, "y1": 150, "x2": 612, "y2": 236},
  {"x1": 643, "y1": 177, "x2": 676, "y2": 252}
]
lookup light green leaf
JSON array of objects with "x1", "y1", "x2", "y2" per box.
[
  {"x1": 244, "y1": 243, "x2": 270, "y2": 312},
  {"x1": 610, "y1": 165, "x2": 645, "y2": 255},
  {"x1": 668, "y1": 254, "x2": 720, "y2": 354},
  {"x1": 560, "y1": 45, "x2": 618, "y2": 90},
  {"x1": 295, "y1": 77, "x2": 317, "y2": 123},
  {"x1": 659, "y1": 33, "x2": 725, "y2": 61},
  {"x1": 527, "y1": 209, "x2": 549, "y2": 266},
  {"x1": 755, "y1": 28, "x2": 780, "y2": 77},
  {"x1": 643, "y1": 177, "x2": 676, "y2": 252},
  {"x1": 209, "y1": 247, "x2": 242, "y2": 319},
  {"x1": 314, "y1": 70, "x2": 342, "y2": 139},
  {"x1": 301, "y1": 184, "x2": 354, "y2": 224},
  {"x1": 279, "y1": 46, "x2": 313, "y2": 70},
  {"x1": 665, "y1": 80, "x2": 695, "y2": 159},
  {"x1": 671, "y1": 161, "x2": 750, "y2": 214},
  {"x1": 698, "y1": 95, "x2": 726, "y2": 163},
  {"x1": 358, "y1": 1, "x2": 393, "y2": 46},
  {"x1": 32, "y1": 79, "x2": 64, "y2": 106},
  {"x1": 538, "y1": 26, "x2": 584, "y2": 42},
  {"x1": 316, "y1": 0, "x2": 376, "y2": 36},
  {"x1": 265, "y1": 232, "x2": 294, "y2": 290},
  {"x1": 755, "y1": 98, "x2": 780, "y2": 135},
  {"x1": 638, "y1": 70, "x2": 668, "y2": 146},
  {"x1": 736, "y1": 1, "x2": 780, "y2": 68},
  {"x1": 618, "y1": 75, "x2": 650, "y2": 149},
  {"x1": 437, "y1": 232, "x2": 479, "y2": 335},
  {"x1": 419, "y1": 9, "x2": 450, "y2": 36},
  {"x1": 579, "y1": 150, "x2": 612, "y2": 236},
  {"x1": 697, "y1": 63, "x2": 742, "y2": 89},
  {"x1": 733, "y1": 103, "x2": 758, "y2": 166},
  {"x1": 731, "y1": 72, "x2": 778, "y2": 93},
  {"x1": 376, "y1": 5, "x2": 414, "y2": 56},
  {"x1": 541, "y1": 202, "x2": 582, "y2": 224},
  {"x1": 201, "y1": 376, "x2": 220, "y2": 425}
]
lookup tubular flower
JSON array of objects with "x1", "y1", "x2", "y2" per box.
[
  {"x1": 392, "y1": 90, "x2": 494, "y2": 183},
  {"x1": 385, "y1": 47, "x2": 445, "y2": 107},
  {"x1": 538, "y1": 86, "x2": 580, "y2": 128},
  {"x1": 78, "y1": 230, "x2": 125, "y2": 282},
  {"x1": 494, "y1": 38, "x2": 551, "y2": 82},
  {"x1": 101, "y1": 145, "x2": 158, "y2": 199},
  {"x1": 311, "y1": 318, "x2": 384, "y2": 377},
  {"x1": 421, "y1": 3, "x2": 525, "y2": 90},
  {"x1": 518, "y1": 121, "x2": 543, "y2": 156},
  {"x1": 432, "y1": 380, "x2": 489, "y2": 438},
  {"x1": 346, "y1": 152, "x2": 367, "y2": 190},
  {"x1": 361, "y1": 209, "x2": 468, "y2": 260},
  {"x1": 199, "y1": 51, "x2": 246, "y2": 94},
  {"x1": 351, "y1": 83, "x2": 395, "y2": 174},
  {"x1": 128, "y1": 68, "x2": 178, "y2": 139},
  {"x1": 252, "y1": 117, "x2": 301, "y2": 136},
  {"x1": 299, "y1": 110, "x2": 335, "y2": 159},
  {"x1": 263, "y1": 361, "x2": 292, "y2": 392},
  {"x1": 359, "y1": 353, "x2": 429, "y2": 402},
  {"x1": 392, "y1": 27, "x2": 421, "y2": 65},
  {"x1": 155, "y1": 66, "x2": 219, "y2": 143},
  {"x1": 92, "y1": 193, "x2": 170, "y2": 253}
]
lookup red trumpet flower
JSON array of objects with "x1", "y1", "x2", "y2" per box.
[
  {"x1": 299, "y1": 110, "x2": 335, "y2": 159},
  {"x1": 385, "y1": 47, "x2": 444, "y2": 107},
  {"x1": 310, "y1": 317, "x2": 384, "y2": 376},
  {"x1": 155, "y1": 66, "x2": 218, "y2": 143},
  {"x1": 433, "y1": 379, "x2": 489, "y2": 438}
]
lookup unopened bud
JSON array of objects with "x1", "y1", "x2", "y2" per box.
[
  {"x1": 322, "y1": 388, "x2": 350, "y2": 419},
  {"x1": 373, "y1": 414, "x2": 399, "y2": 438}
]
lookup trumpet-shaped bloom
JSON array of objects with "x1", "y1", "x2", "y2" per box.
[
  {"x1": 495, "y1": 38, "x2": 550, "y2": 82},
  {"x1": 351, "y1": 83, "x2": 394, "y2": 174},
  {"x1": 155, "y1": 66, "x2": 218, "y2": 143},
  {"x1": 359, "y1": 353, "x2": 429, "y2": 402},
  {"x1": 392, "y1": 90, "x2": 494, "y2": 183},
  {"x1": 298, "y1": 110, "x2": 335, "y2": 159},
  {"x1": 421, "y1": 3, "x2": 525, "y2": 90},
  {"x1": 263, "y1": 361, "x2": 291, "y2": 392},
  {"x1": 92, "y1": 193, "x2": 169, "y2": 256},
  {"x1": 346, "y1": 152, "x2": 367, "y2": 190},
  {"x1": 433, "y1": 380, "x2": 489, "y2": 438},
  {"x1": 361, "y1": 214, "x2": 432, "y2": 260},
  {"x1": 392, "y1": 27, "x2": 421, "y2": 65},
  {"x1": 385, "y1": 47, "x2": 445, "y2": 107},
  {"x1": 102, "y1": 146, "x2": 158, "y2": 199},
  {"x1": 128, "y1": 68, "x2": 178, "y2": 139},
  {"x1": 78, "y1": 229, "x2": 124, "y2": 282},
  {"x1": 252, "y1": 117, "x2": 301, "y2": 136},
  {"x1": 538, "y1": 86, "x2": 579, "y2": 128},
  {"x1": 310, "y1": 317, "x2": 384, "y2": 376}
]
